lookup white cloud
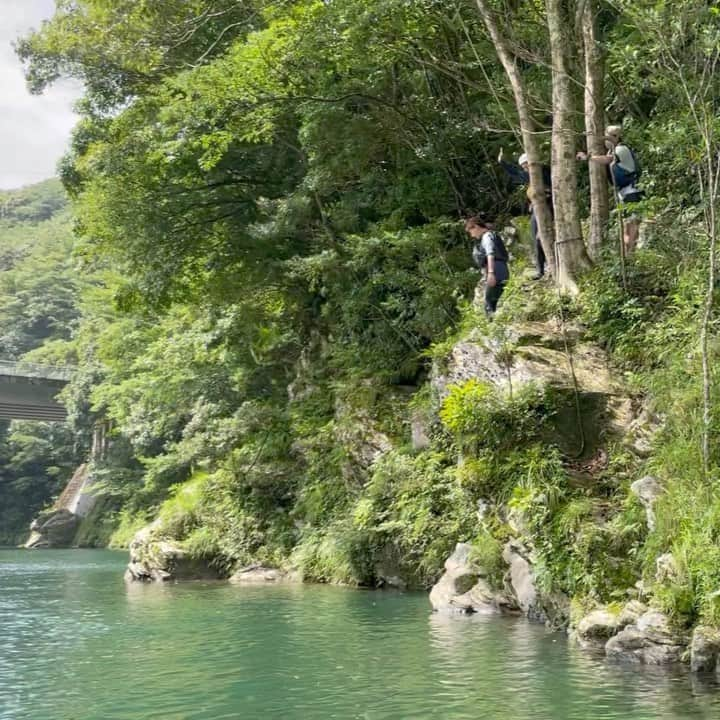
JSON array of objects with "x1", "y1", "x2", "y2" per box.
[{"x1": 0, "y1": 0, "x2": 82, "y2": 189}]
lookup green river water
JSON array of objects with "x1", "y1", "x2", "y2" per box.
[{"x1": 1, "y1": 549, "x2": 720, "y2": 720}]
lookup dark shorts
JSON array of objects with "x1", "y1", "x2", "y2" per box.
[
  {"x1": 619, "y1": 191, "x2": 644, "y2": 221},
  {"x1": 621, "y1": 191, "x2": 644, "y2": 204}
]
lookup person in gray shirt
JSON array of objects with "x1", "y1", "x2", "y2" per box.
[{"x1": 465, "y1": 215, "x2": 510, "y2": 317}]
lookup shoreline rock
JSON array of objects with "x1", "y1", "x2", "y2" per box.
[
  {"x1": 25, "y1": 508, "x2": 80, "y2": 549},
  {"x1": 125, "y1": 522, "x2": 220, "y2": 582},
  {"x1": 605, "y1": 610, "x2": 689, "y2": 665},
  {"x1": 229, "y1": 565, "x2": 301, "y2": 584},
  {"x1": 690, "y1": 626, "x2": 720, "y2": 673},
  {"x1": 429, "y1": 543, "x2": 517, "y2": 615}
]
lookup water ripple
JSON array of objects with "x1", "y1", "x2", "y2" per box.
[{"x1": 1, "y1": 550, "x2": 719, "y2": 720}]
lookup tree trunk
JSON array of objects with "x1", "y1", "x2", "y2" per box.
[
  {"x1": 475, "y1": 0, "x2": 557, "y2": 279},
  {"x1": 699, "y1": 151, "x2": 719, "y2": 476},
  {"x1": 580, "y1": 0, "x2": 609, "y2": 259},
  {"x1": 546, "y1": 0, "x2": 592, "y2": 291}
]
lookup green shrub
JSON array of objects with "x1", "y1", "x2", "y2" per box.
[
  {"x1": 292, "y1": 522, "x2": 374, "y2": 585},
  {"x1": 351, "y1": 450, "x2": 477, "y2": 587},
  {"x1": 108, "y1": 508, "x2": 153, "y2": 548},
  {"x1": 440, "y1": 379, "x2": 553, "y2": 455},
  {"x1": 470, "y1": 527, "x2": 506, "y2": 588}
]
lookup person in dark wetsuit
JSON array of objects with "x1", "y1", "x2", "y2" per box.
[
  {"x1": 465, "y1": 215, "x2": 510, "y2": 317},
  {"x1": 498, "y1": 148, "x2": 552, "y2": 280}
]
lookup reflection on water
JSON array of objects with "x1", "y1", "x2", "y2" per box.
[{"x1": 0, "y1": 550, "x2": 718, "y2": 720}]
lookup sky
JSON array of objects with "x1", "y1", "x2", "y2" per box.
[{"x1": 0, "y1": 0, "x2": 82, "y2": 189}]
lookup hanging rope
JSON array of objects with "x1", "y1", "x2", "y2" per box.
[{"x1": 609, "y1": 159, "x2": 628, "y2": 292}]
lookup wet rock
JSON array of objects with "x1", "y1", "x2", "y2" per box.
[
  {"x1": 573, "y1": 602, "x2": 647, "y2": 647},
  {"x1": 125, "y1": 522, "x2": 220, "y2": 582},
  {"x1": 500, "y1": 540, "x2": 569, "y2": 627},
  {"x1": 576, "y1": 609, "x2": 622, "y2": 643},
  {"x1": 25, "y1": 508, "x2": 80, "y2": 548},
  {"x1": 230, "y1": 565, "x2": 300, "y2": 584},
  {"x1": 373, "y1": 552, "x2": 410, "y2": 590},
  {"x1": 690, "y1": 625, "x2": 720, "y2": 673},
  {"x1": 429, "y1": 543, "x2": 516, "y2": 615},
  {"x1": 605, "y1": 610, "x2": 688, "y2": 665},
  {"x1": 24, "y1": 531, "x2": 50, "y2": 549},
  {"x1": 630, "y1": 476, "x2": 663, "y2": 531}
]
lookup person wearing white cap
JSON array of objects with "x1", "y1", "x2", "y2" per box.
[
  {"x1": 577, "y1": 125, "x2": 643, "y2": 253},
  {"x1": 498, "y1": 147, "x2": 552, "y2": 279}
]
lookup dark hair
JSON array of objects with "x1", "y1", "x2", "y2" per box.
[{"x1": 464, "y1": 215, "x2": 493, "y2": 231}]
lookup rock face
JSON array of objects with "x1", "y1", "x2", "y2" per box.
[
  {"x1": 25, "y1": 509, "x2": 80, "y2": 548},
  {"x1": 334, "y1": 400, "x2": 393, "y2": 469},
  {"x1": 429, "y1": 543, "x2": 516, "y2": 615},
  {"x1": 25, "y1": 463, "x2": 99, "y2": 548},
  {"x1": 125, "y1": 522, "x2": 220, "y2": 582},
  {"x1": 431, "y1": 321, "x2": 634, "y2": 457},
  {"x1": 630, "y1": 475, "x2": 663, "y2": 531},
  {"x1": 626, "y1": 404, "x2": 664, "y2": 457},
  {"x1": 572, "y1": 601, "x2": 649, "y2": 648},
  {"x1": 655, "y1": 552, "x2": 679, "y2": 584},
  {"x1": 502, "y1": 541, "x2": 541, "y2": 620},
  {"x1": 618, "y1": 600, "x2": 648, "y2": 628},
  {"x1": 432, "y1": 322, "x2": 623, "y2": 398},
  {"x1": 605, "y1": 610, "x2": 688, "y2": 665},
  {"x1": 690, "y1": 625, "x2": 720, "y2": 672},
  {"x1": 410, "y1": 408, "x2": 431, "y2": 451},
  {"x1": 230, "y1": 565, "x2": 300, "y2": 584},
  {"x1": 502, "y1": 540, "x2": 569, "y2": 626}
]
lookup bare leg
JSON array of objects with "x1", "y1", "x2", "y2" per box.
[{"x1": 624, "y1": 218, "x2": 640, "y2": 254}]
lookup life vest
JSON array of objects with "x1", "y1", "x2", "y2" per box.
[
  {"x1": 609, "y1": 144, "x2": 642, "y2": 189},
  {"x1": 472, "y1": 231, "x2": 509, "y2": 269}
]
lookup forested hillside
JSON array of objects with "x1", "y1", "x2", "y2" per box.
[
  {"x1": 8, "y1": 0, "x2": 720, "y2": 653},
  {"x1": 0, "y1": 180, "x2": 82, "y2": 544}
]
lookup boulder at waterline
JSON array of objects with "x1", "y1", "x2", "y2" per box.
[
  {"x1": 690, "y1": 625, "x2": 720, "y2": 673},
  {"x1": 429, "y1": 543, "x2": 517, "y2": 615},
  {"x1": 25, "y1": 509, "x2": 80, "y2": 548},
  {"x1": 125, "y1": 522, "x2": 220, "y2": 582},
  {"x1": 230, "y1": 565, "x2": 301, "y2": 584},
  {"x1": 573, "y1": 609, "x2": 622, "y2": 646},
  {"x1": 605, "y1": 610, "x2": 688, "y2": 665}
]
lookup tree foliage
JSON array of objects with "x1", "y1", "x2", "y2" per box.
[{"x1": 6, "y1": 0, "x2": 720, "y2": 629}]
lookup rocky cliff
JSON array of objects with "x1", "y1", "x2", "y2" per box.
[{"x1": 25, "y1": 464, "x2": 99, "y2": 548}]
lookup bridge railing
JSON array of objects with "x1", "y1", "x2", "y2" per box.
[{"x1": 0, "y1": 359, "x2": 76, "y2": 382}]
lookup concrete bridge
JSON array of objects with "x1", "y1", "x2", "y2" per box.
[{"x1": 0, "y1": 360, "x2": 74, "y2": 421}]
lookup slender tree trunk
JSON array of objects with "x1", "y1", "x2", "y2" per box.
[
  {"x1": 475, "y1": 0, "x2": 557, "y2": 279},
  {"x1": 546, "y1": 0, "x2": 592, "y2": 291},
  {"x1": 580, "y1": 0, "x2": 609, "y2": 259},
  {"x1": 700, "y1": 148, "x2": 719, "y2": 476}
]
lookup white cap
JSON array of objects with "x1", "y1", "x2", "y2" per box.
[{"x1": 518, "y1": 153, "x2": 529, "y2": 166}]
